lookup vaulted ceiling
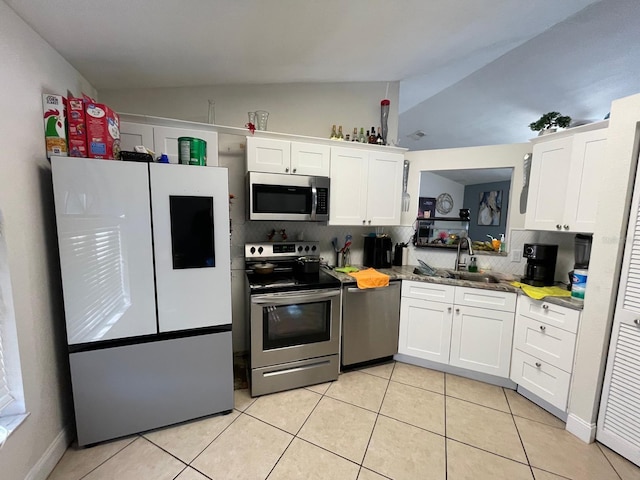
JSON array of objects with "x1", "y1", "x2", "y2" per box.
[{"x1": 7, "y1": 0, "x2": 640, "y2": 149}]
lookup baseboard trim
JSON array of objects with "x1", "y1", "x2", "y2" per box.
[
  {"x1": 566, "y1": 413, "x2": 596, "y2": 443},
  {"x1": 25, "y1": 425, "x2": 71, "y2": 480}
]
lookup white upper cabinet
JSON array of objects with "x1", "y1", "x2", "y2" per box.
[
  {"x1": 246, "y1": 137, "x2": 330, "y2": 176},
  {"x1": 120, "y1": 122, "x2": 219, "y2": 166},
  {"x1": 525, "y1": 125, "x2": 607, "y2": 233},
  {"x1": 330, "y1": 146, "x2": 403, "y2": 226}
]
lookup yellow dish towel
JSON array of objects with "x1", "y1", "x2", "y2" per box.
[
  {"x1": 335, "y1": 266, "x2": 359, "y2": 274},
  {"x1": 348, "y1": 268, "x2": 390, "y2": 289},
  {"x1": 510, "y1": 281, "x2": 572, "y2": 300}
]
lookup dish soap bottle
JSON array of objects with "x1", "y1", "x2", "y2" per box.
[{"x1": 468, "y1": 256, "x2": 478, "y2": 272}]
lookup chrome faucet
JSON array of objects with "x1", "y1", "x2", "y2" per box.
[{"x1": 454, "y1": 236, "x2": 474, "y2": 271}]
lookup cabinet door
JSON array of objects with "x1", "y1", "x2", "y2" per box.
[
  {"x1": 120, "y1": 122, "x2": 154, "y2": 153},
  {"x1": 449, "y1": 305, "x2": 514, "y2": 377},
  {"x1": 51, "y1": 157, "x2": 157, "y2": 344},
  {"x1": 367, "y1": 151, "x2": 403, "y2": 226},
  {"x1": 246, "y1": 137, "x2": 291, "y2": 174},
  {"x1": 329, "y1": 147, "x2": 369, "y2": 225},
  {"x1": 398, "y1": 297, "x2": 452, "y2": 364},
  {"x1": 149, "y1": 164, "x2": 231, "y2": 332},
  {"x1": 563, "y1": 129, "x2": 607, "y2": 233},
  {"x1": 291, "y1": 141, "x2": 330, "y2": 176},
  {"x1": 154, "y1": 127, "x2": 219, "y2": 166},
  {"x1": 525, "y1": 137, "x2": 572, "y2": 231}
]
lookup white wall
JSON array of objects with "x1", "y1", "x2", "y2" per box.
[
  {"x1": 0, "y1": 1, "x2": 97, "y2": 478},
  {"x1": 419, "y1": 172, "x2": 465, "y2": 216},
  {"x1": 99, "y1": 82, "x2": 400, "y2": 146}
]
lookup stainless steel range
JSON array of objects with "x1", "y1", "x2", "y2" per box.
[{"x1": 245, "y1": 241, "x2": 341, "y2": 396}]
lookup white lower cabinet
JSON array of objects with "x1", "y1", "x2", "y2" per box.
[
  {"x1": 398, "y1": 296, "x2": 452, "y2": 363},
  {"x1": 398, "y1": 281, "x2": 515, "y2": 378},
  {"x1": 449, "y1": 304, "x2": 515, "y2": 377},
  {"x1": 510, "y1": 296, "x2": 580, "y2": 411}
]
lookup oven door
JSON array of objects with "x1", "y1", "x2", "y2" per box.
[{"x1": 250, "y1": 288, "x2": 340, "y2": 368}]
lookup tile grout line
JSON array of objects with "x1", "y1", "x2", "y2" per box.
[
  {"x1": 502, "y1": 387, "x2": 535, "y2": 479},
  {"x1": 444, "y1": 373, "x2": 448, "y2": 480},
  {"x1": 179, "y1": 409, "x2": 245, "y2": 469},
  {"x1": 596, "y1": 441, "x2": 625, "y2": 480},
  {"x1": 357, "y1": 361, "x2": 396, "y2": 479},
  {"x1": 78, "y1": 435, "x2": 142, "y2": 480}
]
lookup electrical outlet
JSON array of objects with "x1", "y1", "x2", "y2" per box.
[{"x1": 511, "y1": 249, "x2": 522, "y2": 263}]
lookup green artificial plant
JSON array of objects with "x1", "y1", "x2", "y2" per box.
[{"x1": 529, "y1": 112, "x2": 572, "y2": 132}]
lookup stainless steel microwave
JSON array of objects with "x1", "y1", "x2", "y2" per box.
[{"x1": 248, "y1": 172, "x2": 330, "y2": 222}]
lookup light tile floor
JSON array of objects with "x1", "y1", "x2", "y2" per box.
[{"x1": 47, "y1": 361, "x2": 640, "y2": 480}]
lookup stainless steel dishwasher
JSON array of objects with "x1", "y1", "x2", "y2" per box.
[{"x1": 341, "y1": 280, "x2": 401, "y2": 366}]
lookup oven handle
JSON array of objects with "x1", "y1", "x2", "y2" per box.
[{"x1": 252, "y1": 290, "x2": 339, "y2": 305}]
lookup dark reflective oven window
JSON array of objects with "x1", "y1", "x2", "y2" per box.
[
  {"x1": 169, "y1": 195, "x2": 215, "y2": 269},
  {"x1": 263, "y1": 301, "x2": 330, "y2": 350},
  {"x1": 253, "y1": 185, "x2": 311, "y2": 214}
]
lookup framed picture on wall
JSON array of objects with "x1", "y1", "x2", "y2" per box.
[
  {"x1": 418, "y1": 197, "x2": 436, "y2": 218},
  {"x1": 478, "y1": 190, "x2": 502, "y2": 225}
]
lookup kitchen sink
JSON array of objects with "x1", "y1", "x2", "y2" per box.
[{"x1": 451, "y1": 272, "x2": 500, "y2": 283}]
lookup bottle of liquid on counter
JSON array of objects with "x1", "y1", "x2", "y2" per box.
[
  {"x1": 359, "y1": 128, "x2": 366, "y2": 143},
  {"x1": 376, "y1": 127, "x2": 384, "y2": 144},
  {"x1": 330, "y1": 125, "x2": 337, "y2": 139},
  {"x1": 468, "y1": 256, "x2": 478, "y2": 272},
  {"x1": 352, "y1": 127, "x2": 358, "y2": 141},
  {"x1": 337, "y1": 125, "x2": 344, "y2": 140}
]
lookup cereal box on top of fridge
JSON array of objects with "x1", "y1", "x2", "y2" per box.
[
  {"x1": 67, "y1": 95, "x2": 87, "y2": 157},
  {"x1": 42, "y1": 94, "x2": 67, "y2": 158},
  {"x1": 85, "y1": 99, "x2": 120, "y2": 160}
]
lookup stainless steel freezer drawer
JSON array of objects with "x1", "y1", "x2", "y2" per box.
[
  {"x1": 341, "y1": 281, "x2": 401, "y2": 366},
  {"x1": 69, "y1": 331, "x2": 233, "y2": 446}
]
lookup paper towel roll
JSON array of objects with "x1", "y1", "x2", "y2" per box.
[{"x1": 402, "y1": 247, "x2": 409, "y2": 266}]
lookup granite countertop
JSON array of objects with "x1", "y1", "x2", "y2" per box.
[{"x1": 324, "y1": 265, "x2": 584, "y2": 311}]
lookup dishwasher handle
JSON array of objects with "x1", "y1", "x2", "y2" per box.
[{"x1": 346, "y1": 282, "x2": 399, "y2": 293}]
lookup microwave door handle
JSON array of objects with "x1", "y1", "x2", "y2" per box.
[
  {"x1": 252, "y1": 290, "x2": 339, "y2": 305},
  {"x1": 310, "y1": 178, "x2": 317, "y2": 221}
]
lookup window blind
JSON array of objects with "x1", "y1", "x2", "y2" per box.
[{"x1": 0, "y1": 219, "x2": 14, "y2": 414}]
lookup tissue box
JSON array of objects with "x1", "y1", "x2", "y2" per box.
[{"x1": 85, "y1": 101, "x2": 120, "y2": 159}]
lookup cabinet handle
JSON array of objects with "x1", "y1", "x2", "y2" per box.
[
  {"x1": 285, "y1": 167, "x2": 289, "y2": 173},
  {"x1": 540, "y1": 325, "x2": 546, "y2": 331},
  {"x1": 447, "y1": 307, "x2": 452, "y2": 313},
  {"x1": 455, "y1": 308, "x2": 460, "y2": 314},
  {"x1": 362, "y1": 220, "x2": 366, "y2": 225},
  {"x1": 535, "y1": 362, "x2": 542, "y2": 368},
  {"x1": 556, "y1": 224, "x2": 562, "y2": 230},
  {"x1": 542, "y1": 304, "x2": 549, "y2": 310},
  {"x1": 634, "y1": 319, "x2": 640, "y2": 326},
  {"x1": 564, "y1": 225, "x2": 570, "y2": 230},
  {"x1": 293, "y1": 168, "x2": 297, "y2": 173},
  {"x1": 368, "y1": 220, "x2": 371, "y2": 224}
]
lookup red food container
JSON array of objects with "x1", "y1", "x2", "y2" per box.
[{"x1": 85, "y1": 101, "x2": 120, "y2": 159}]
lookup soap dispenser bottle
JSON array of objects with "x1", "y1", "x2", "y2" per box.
[{"x1": 468, "y1": 256, "x2": 478, "y2": 272}]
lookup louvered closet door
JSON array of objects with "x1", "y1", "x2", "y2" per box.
[{"x1": 597, "y1": 154, "x2": 640, "y2": 466}]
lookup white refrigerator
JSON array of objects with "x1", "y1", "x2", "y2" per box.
[{"x1": 51, "y1": 156, "x2": 234, "y2": 446}]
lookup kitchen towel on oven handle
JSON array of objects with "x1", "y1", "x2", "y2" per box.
[{"x1": 348, "y1": 268, "x2": 390, "y2": 289}]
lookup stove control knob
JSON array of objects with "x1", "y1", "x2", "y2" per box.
[
  {"x1": 298, "y1": 246, "x2": 303, "y2": 252},
  {"x1": 258, "y1": 247, "x2": 264, "y2": 254},
  {"x1": 250, "y1": 247, "x2": 256, "y2": 254},
  {"x1": 305, "y1": 246, "x2": 310, "y2": 252},
  {"x1": 524, "y1": 246, "x2": 534, "y2": 256},
  {"x1": 311, "y1": 245, "x2": 317, "y2": 251}
]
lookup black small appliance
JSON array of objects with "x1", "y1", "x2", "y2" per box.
[
  {"x1": 522, "y1": 243, "x2": 558, "y2": 287},
  {"x1": 364, "y1": 236, "x2": 393, "y2": 268}
]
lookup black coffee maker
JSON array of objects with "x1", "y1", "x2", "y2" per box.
[
  {"x1": 364, "y1": 236, "x2": 393, "y2": 268},
  {"x1": 522, "y1": 243, "x2": 558, "y2": 287}
]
